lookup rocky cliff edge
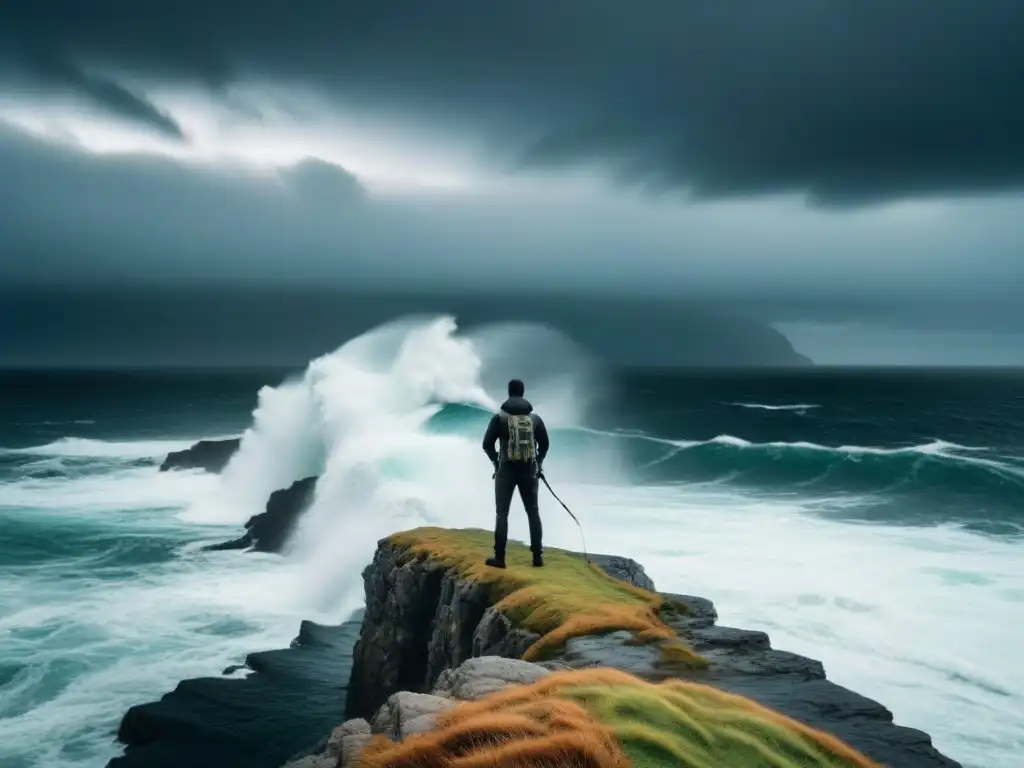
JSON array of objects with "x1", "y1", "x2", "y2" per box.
[{"x1": 288, "y1": 527, "x2": 960, "y2": 768}]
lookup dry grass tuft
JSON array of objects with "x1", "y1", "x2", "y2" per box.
[
  {"x1": 621, "y1": 628, "x2": 669, "y2": 647},
  {"x1": 657, "y1": 598, "x2": 693, "y2": 617},
  {"x1": 358, "y1": 668, "x2": 882, "y2": 768},
  {"x1": 557, "y1": 669, "x2": 882, "y2": 768},
  {"x1": 358, "y1": 696, "x2": 627, "y2": 768},
  {"x1": 387, "y1": 527, "x2": 701, "y2": 662},
  {"x1": 658, "y1": 640, "x2": 708, "y2": 669}
]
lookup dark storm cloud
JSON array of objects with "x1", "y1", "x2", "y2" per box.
[
  {"x1": 0, "y1": 124, "x2": 372, "y2": 288},
  {"x1": 2, "y1": 120, "x2": 1023, "y2": 333},
  {"x1": 12, "y1": 54, "x2": 187, "y2": 140},
  {"x1": 1, "y1": 0, "x2": 1023, "y2": 203},
  {"x1": 2, "y1": 120, "x2": 1024, "y2": 365}
]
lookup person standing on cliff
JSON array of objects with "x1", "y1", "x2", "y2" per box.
[{"x1": 481, "y1": 378, "x2": 550, "y2": 569}]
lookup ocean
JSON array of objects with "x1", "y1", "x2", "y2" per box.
[{"x1": 1, "y1": 316, "x2": 1022, "y2": 768}]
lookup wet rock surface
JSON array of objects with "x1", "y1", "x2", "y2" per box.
[
  {"x1": 586, "y1": 553, "x2": 657, "y2": 592},
  {"x1": 159, "y1": 438, "x2": 241, "y2": 473},
  {"x1": 107, "y1": 615, "x2": 362, "y2": 768},
  {"x1": 205, "y1": 476, "x2": 318, "y2": 553}
]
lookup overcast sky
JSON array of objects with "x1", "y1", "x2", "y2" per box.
[{"x1": 1, "y1": 0, "x2": 1023, "y2": 365}]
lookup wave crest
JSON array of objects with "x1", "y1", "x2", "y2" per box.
[
  {"x1": 180, "y1": 315, "x2": 614, "y2": 613},
  {"x1": 1, "y1": 437, "x2": 193, "y2": 460},
  {"x1": 729, "y1": 403, "x2": 821, "y2": 412},
  {"x1": 632, "y1": 433, "x2": 1024, "y2": 504}
]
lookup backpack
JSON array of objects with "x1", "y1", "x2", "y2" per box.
[{"x1": 505, "y1": 413, "x2": 537, "y2": 463}]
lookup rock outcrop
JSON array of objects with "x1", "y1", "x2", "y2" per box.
[
  {"x1": 160, "y1": 438, "x2": 241, "y2": 472},
  {"x1": 108, "y1": 616, "x2": 363, "y2": 768},
  {"x1": 343, "y1": 540, "x2": 657, "y2": 721},
  {"x1": 205, "y1": 476, "x2": 318, "y2": 553},
  {"x1": 336, "y1": 536, "x2": 961, "y2": 768},
  {"x1": 287, "y1": 656, "x2": 555, "y2": 768},
  {"x1": 160, "y1": 439, "x2": 320, "y2": 554}
]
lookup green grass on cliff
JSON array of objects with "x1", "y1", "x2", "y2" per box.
[
  {"x1": 387, "y1": 527, "x2": 704, "y2": 665},
  {"x1": 565, "y1": 672, "x2": 881, "y2": 768}
]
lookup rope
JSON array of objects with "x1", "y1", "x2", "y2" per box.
[{"x1": 539, "y1": 473, "x2": 589, "y2": 564}]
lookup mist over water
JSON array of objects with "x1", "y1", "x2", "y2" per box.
[{"x1": 2, "y1": 316, "x2": 1023, "y2": 768}]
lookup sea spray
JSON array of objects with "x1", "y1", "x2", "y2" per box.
[{"x1": 182, "y1": 315, "x2": 614, "y2": 612}]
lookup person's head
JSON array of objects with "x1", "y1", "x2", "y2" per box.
[{"x1": 507, "y1": 378, "x2": 525, "y2": 398}]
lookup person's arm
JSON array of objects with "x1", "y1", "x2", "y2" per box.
[
  {"x1": 482, "y1": 414, "x2": 500, "y2": 466},
  {"x1": 534, "y1": 414, "x2": 550, "y2": 465}
]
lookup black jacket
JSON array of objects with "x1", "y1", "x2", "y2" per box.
[{"x1": 482, "y1": 397, "x2": 550, "y2": 467}]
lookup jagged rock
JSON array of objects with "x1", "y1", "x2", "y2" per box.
[
  {"x1": 329, "y1": 719, "x2": 372, "y2": 768},
  {"x1": 345, "y1": 541, "x2": 636, "y2": 720},
  {"x1": 472, "y1": 606, "x2": 541, "y2": 659},
  {"x1": 344, "y1": 546, "x2": 448, "y2": 720},
  {"x1": 284, "y1": 719, "x2": 372, "y2": 768},
  {"x1": 423, "y1": 570, "x2": 493, "y2": 687},
  {"x1": 107, "y1": 615, "x2": 362, "y2": 768},
  {"x1": 690, "y1": 626, "x2": 771, "y2": 651},
  {"x1": 433, "y1": 656, "x2": 550, "y2": 701},
  {"x1": 370, "y1": 692, "x2": 456, "y2": 740},
  {"x1": 326, "y1": 719, "x2": 369, "y2": 755},
  {"x1": 159, "y1": 438, "x2": 241, "y2": 472},
  {"x1": 205, "y1": 476, "x2": 318, "y2": 553},
  {"x1": 661, "y1": 592, "x2": 718, "y2": 629},
  {"x1": 587, "y1": 553, "x2": 657, "y2": 592}
]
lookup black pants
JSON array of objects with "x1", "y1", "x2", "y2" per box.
[{"x1": 494, "y1": 462, "x2": 542, "y2": 557}]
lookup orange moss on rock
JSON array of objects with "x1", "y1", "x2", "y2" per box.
[{"x1": 386, "y1": 527, "x2": 703, "y2": 665}]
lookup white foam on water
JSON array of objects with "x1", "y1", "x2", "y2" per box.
[
  {"x1": 0, "y1": 542, "x2": 320, "y2": 767},
  {"x1": 571, "y1": 483, "x2": 1024, "y2": 768},
  {"x1": 0, "y1": 453, "x2": 329, "y2": 766},
  {"x1": 0, "y1": 465, "x2": 219, "y2": 513},
  {"x1": 3, "y1": 437, "x2": 195, "y2": 459},
  {"x1": 730, "y1": 402, "x2": 822, "y2": 411},
  {"x1": 186, "y1": 315, "x2": 620, "y2": 612}
]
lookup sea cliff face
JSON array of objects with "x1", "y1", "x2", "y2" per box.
[
  {"x1": 325, "y1": 534, "x2": 961, "y2": 768},
  {"x1": 344, "y1": 541, "x2": 656, "y2": 721}
]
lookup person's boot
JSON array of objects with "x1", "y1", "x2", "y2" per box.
[
  {"x1": 532, "y1": 552, "x2": 544, "y2": 568},
  {"x1": 485, "y1": 554, "x2": 506, "y2": 569}
]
